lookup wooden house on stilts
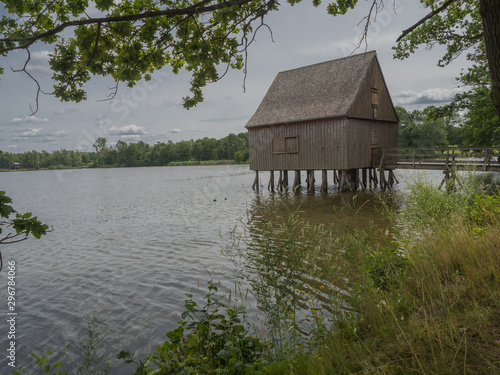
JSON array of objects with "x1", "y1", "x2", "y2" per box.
[{"x1": 246, "y1": 51, "x2": 399, "y2": 192}]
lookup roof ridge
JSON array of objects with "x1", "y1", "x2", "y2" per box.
[{"x1": 277, "y1": 50, "x2": 377, "y2": 75}]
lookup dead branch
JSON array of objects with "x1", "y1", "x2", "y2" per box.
[{"x1": 10, "y1": 49, "x2": 49, "y2": 115}]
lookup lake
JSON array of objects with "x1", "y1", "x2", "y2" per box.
[{"x1": 0, "y1": 165, "x2": 483, "y2": 373}]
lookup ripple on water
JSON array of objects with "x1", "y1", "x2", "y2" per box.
[{"x1": 0, "y1": 167, "x2": 445, "y2": 373}]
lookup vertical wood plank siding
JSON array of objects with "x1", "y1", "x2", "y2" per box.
[{"x1": 248, "y1": 117, "x2": 397, "y2": 171}]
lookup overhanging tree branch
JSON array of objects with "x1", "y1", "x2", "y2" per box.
[
  {"x1": 0, "y1": 0, "x2": 256, "y2": 54},
  {"x1": 396, "y1": 0, "x2": 456, "y2": 43}
]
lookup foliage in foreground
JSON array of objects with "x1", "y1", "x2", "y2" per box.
[
  {"x1": 16, "y1": 174, "x2": 500, "y2": 374},
  {"x1": 0, "y1": 191, "x2": 49, "y2": 246},
  {"x1": 118, "y1": 281, "x2": 267, "y2": 375}
]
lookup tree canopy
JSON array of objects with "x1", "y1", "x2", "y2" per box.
[{"x1": 1, "y1": 0, "x2": 499, "y2": 118}]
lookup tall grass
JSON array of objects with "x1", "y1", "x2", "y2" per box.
[
  {"x1": 19, "y1": 174, "x2": 500, "y2": 374},
  {"x1": 299, "y1": 174, "x2": 500, "y2": 374}
]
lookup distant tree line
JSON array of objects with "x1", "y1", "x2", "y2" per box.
[
  {"x1": 396, "y1": 90, "x2": 500, "y2": 148},
  {"x1": 0, "y1": 132, "x2": 249, "y2": 170}
]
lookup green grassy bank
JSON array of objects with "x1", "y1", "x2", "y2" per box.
[{"x1": 15, "y1": 173, "x2": 500, "y2": 375}]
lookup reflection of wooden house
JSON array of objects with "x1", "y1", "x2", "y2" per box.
[{"x1": 246, "y1": 51, "x2": 399, "y2": 192}]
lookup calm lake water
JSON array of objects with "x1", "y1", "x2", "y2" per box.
[{"x1": 0, "y1": 165, "x2": 493, "y2": 373}]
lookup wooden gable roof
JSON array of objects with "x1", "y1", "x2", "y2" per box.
[{"x1": 246, "y1": 51, "x2": 398, "y2": 128}]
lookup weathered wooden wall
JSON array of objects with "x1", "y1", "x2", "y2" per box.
[
  {"x1": 248, "y1": 117, "x2": 397, "y2": 171},
  {"x1": 347, "y1": 58, "x2": 398, "y2": 122}
]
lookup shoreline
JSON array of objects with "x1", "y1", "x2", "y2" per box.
[{"x1": 0, "y1": 160, "x2": 248, "y2": 172}]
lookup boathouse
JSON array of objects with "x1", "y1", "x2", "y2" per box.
[{"x1": 246, "y1": 51, "x2": 399, "y2": 192}]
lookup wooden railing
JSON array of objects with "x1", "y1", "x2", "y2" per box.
[{"x1": 372, "y1": 147, "x2": 500, "y2": 172}]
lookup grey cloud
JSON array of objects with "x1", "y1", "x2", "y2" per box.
[
  {"x1": 395, "y1": 88, "x2": 460, "y2": 106},
  {"x1": 10, "y1": 116, "x2": 50, "y2": 124},
  {"x1": 200, "y1": 115, "x2": 250, "y2": 123},
  {"x1": 12, "y1": 128, "x2": 69, "y2": 142},
  {"x1": 109, "y1": 124, "x2": 148, "y2": 135}
]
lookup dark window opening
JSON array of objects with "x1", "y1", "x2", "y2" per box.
[
  {"x1": 272, "y1": 135, "x2": 299, "y2": 154},
  {"x1": 371, "y1": 87, "x2": 379, "y2": 119}
]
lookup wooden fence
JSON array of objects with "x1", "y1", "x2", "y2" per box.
[{"x1": 372, "y1": 147, "x2": 500, "y2": 172}]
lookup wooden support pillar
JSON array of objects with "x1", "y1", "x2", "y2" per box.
[
  {"x1": 278, "y1": 171, "x2": 283, "y2": 192},
  {"x1": 307, "y1": 170, "x2": 315, "y2": 193},
  {"x1": 339, "y1": 170, "x2": 345, "y2": 192},
  {"x1": 393, "y1": 172, "x2": 399, "y2": 185},
  {"x1": 387, "y1": 170, "x2": 395, "y2": 189},
  {"x1": 356, "y1": 169, "x2": 366, "y2": 190},
  {"x1": 370, "y1": 168, "x2": 378, "y2": 189},
  {"x1": 293, "y1": 170, "x2": 301, "y2": 191},
  {"x1": 339, "y1": 169, "x2": 357, "y2": 192},
  {"x1": 373, "y1": 168, "x2": 378, "y2": 188},
  {"x1": 333, "y1": 170, "x2": 338, "y2": 185},
  {"x1": 439, "y1": 169, "x2": 457, "y2": 193},
  {"x1": 268, "y1": 171, "x2": 275, "y2": 192},
  {"x1": 362, "y1": 168, "x2": 367, "y2": 189},
  {"x1": 439, "y1": 170, "x2": 448, "y2": 190},
  {"x1": 321, "y1": 170, "x2": 328, "y2": 193},
  {"x1": 379, "y1": 169, "x2": 387, "y2": 191},
  {"x1": 339, "y1": 170, "x2": 348, "y2": 192},
  {"x1": 283, "y1": 170, "x2": 289, "y2": 189},
  {"x1": 252, "y1": 171, "x2": 259, "y2": 191}
]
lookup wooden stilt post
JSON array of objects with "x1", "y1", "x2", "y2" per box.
[
  {"x1": 379, "y1": 169, "x2": 386, "y2": 191},
  {"x1": 252, "y1": 171, "x2": 259, "y2": 191},
  {"x1": 372, "y1": 168, "x2": 378, "y2": 188},
  {"x1": 387, "y1": 170, "x2": 393, "y2": 190},
  {"x1": 439, "y1": 170, "x2": 448, "y2": 190},
  {"x1": 321, "y1": 170, "x2": 328, "y2": 193},
  {"x1": 333, "y1": 170, "x2": 338, "y2": 185},
  {"x1": 283, "y1": 170, "x2": 289, "y2": 189},
  {"x1": 339, "y1": 170, "x2": 346, "y2": 192},
  {"x1": 393, "y1": 172, "x2": 399, "y2": 185},
  {"x1": 307, "y1": 170, "x2": 315, "y2": 193},
  {"x1": 293, "y1": 170, "x2": 301, "y2": 191},
  {"x1": 278, "y1": 170, "x2": 283, "y2": 192},
  {"x1": 356, "y1": 170, "x2": 366, "y2": 190},
  {"x1": 362, "y1": 168, "x2": 367, "y2": 189},
  {"x1": 268, "y1": 171, "x2": 275, "y2": 192},
  {"x1": 439, "y1": 169, "x2": 457, "y2": 193}
]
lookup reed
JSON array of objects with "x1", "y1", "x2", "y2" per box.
[{"x1": 298, "y1": 175, "x2": 500, "y2": 374}]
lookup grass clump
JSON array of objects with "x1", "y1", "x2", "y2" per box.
[{"x1": 301, "y1": 175, "x2": 500, "y2": 374}]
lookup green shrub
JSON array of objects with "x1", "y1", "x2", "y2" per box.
[{"x1": 119, "y1": 281, "x2": 266, "y2": 374}]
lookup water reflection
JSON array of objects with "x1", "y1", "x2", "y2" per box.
[{"x1": 224, "y1": 189, "x2": 396, "y2": 349}]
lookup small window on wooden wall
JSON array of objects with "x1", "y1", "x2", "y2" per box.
[
  {"x1": 272, "y1": 135, "x2": 299, "y2": 154},
  {"x1": 371, "y1": 87, "x2": 379, "y2": 119}
]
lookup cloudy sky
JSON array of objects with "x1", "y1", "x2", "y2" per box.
[{"x1": 0, "y1": 0, "x2": 469, "y2": 152}]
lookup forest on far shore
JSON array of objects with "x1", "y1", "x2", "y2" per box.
[{"x1": 0, "y1": 132, "x2": 249, "y2": 170}]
